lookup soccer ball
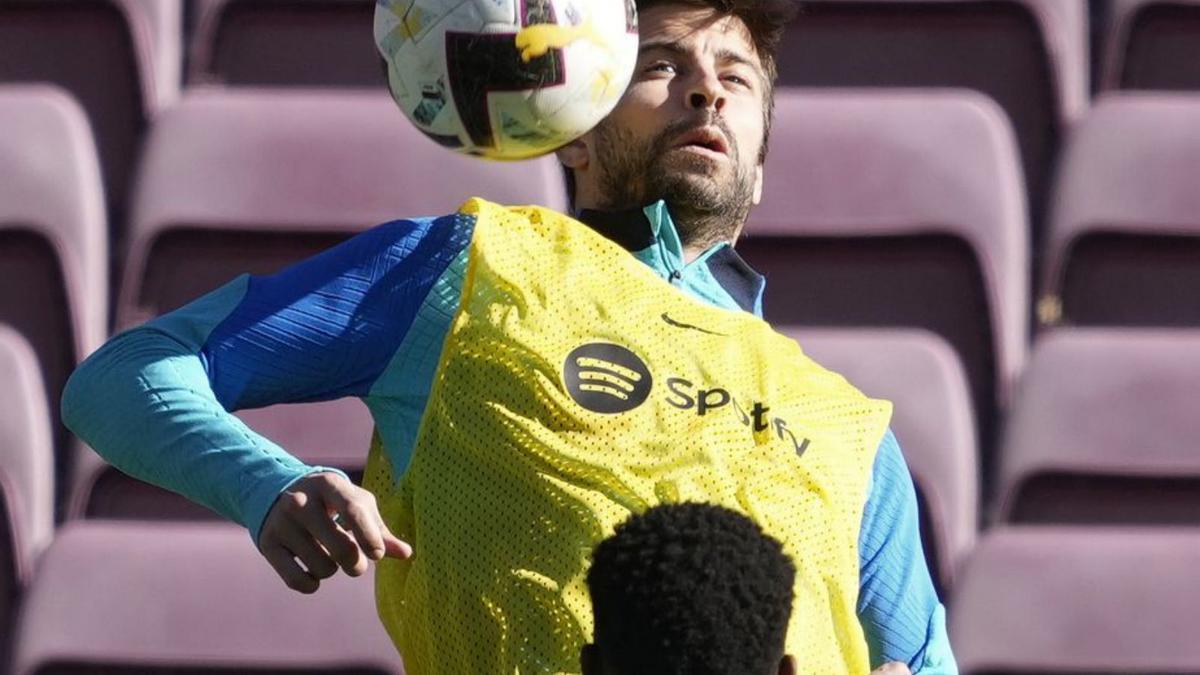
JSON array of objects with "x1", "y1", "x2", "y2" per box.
[{"x1": 374, "y1": 0, "x2": 639, "y2": 160}]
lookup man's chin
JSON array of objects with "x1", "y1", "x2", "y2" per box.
[
  {"x1": 651, "y1": 176, "x2": 729, "y2": 212},
  {"x1": 652, "y1": 155, "x2": 728, "y2": 190}
]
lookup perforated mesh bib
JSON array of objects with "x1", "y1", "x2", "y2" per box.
[{"x1": 363, "y1": 199, "x2": 891, "y2": 674}]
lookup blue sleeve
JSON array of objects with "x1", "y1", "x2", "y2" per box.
[
  {"x1": 201, "y1": 213, "x2": 474, "y2": 409},
  {"x1": 62, "y1": 214, "x2": 474, "y2": 544},
  {"x1": 857, "y1": 429, "x2": 958, "y2": 674}
]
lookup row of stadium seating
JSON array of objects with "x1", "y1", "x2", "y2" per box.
[
  {"x1": 4, "y1": 321, "x2": 1200, "y2": 672},
  {"x1": 4, "y1": 1, "x2": 1200, "y2": 672},
  {"x1": 4, "y1": 0, "x2": 1200, "y2": 264},
  {"x1": 6, "y1": 81, "x2": 1200, "y2": 517}
]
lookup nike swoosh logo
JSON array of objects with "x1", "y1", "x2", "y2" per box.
[{"x1": 661, "y1": 313, "x2": 727, "y2": 336}]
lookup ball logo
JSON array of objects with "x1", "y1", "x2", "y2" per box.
[{"x1": 563, "y1": 343, "x2": 652, "y2": 414}]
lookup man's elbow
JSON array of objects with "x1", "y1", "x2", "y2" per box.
[
  {"x1": 60, "y1": 329, "x2": 156, "y2": 441},
  {"x1": 60, "y1": 347, "x2": 104, "y2": 439}
]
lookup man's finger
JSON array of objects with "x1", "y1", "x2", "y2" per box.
[
  {"x1": 296, "y1": 498, "x2": 366, "y2": 576},
  {"x1": 870, "y1": 663, "x2": 912, "y2": 675},
  {"x1": 277, "y1": 521, "x2": 339, "y2": 580},
  {"x1": 263, "y1": 544, "x2": 320, "y2": 594},
  {"x1": 377, "y1": 516, "x2": 414, "y2": 559},
  {"x1": 325, "y1": 493, "x2": 388, "y2": 562}
]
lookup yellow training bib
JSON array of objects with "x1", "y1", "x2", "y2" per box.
[{"x1": 363, "y1": 199, "x2": 892, "y2": 674}]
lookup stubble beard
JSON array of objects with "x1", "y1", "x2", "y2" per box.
[{"x1": 591, "y1": 113, "x2": 756, "y2": 252}]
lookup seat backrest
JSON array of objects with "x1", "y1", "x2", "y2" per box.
[
  {"x1": 951, "y1": 527, "x2": 1200, "y2": 674},
  {"x1": 785, "y1": 328, "x2": 977, "y2": 597},
  {"x1": 190, "y1": 0, "x2": 380, "y2": 87},
  {"x1": 0, "y1": 326, "x2": 55, "y2": 670},
  {"x1": 997, "y1": 328, "x2": 1200, "y2": 525},
  {"x1": 131, "y1": 0, "x2": 184, "y2": 108},
  {"x1": 120, "y1": 87, "x2": 566, "y2": 324},
  {"x1": 744, "y1": 89, "x2": 1028, "y2": 476},
  {"x1": 778, "y1": 0, "x2": 1088, "y2": 240},
  {"x1": 1103, "y1": 0, "x2": 1200, "y2": 91},
  {"x1": 1043, "y1": 93, "x2": 1200, "y2": 328},
  {"x1": 0, "y1": 85, "x2": 108, "y2": 510},
  {"x1": 0, "y1": 0, "x2": 162, "y2": 239},
  {"x1": 12, "y1": 521, "x2": 405, "y2": 675}
]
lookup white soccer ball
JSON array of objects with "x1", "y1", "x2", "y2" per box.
[{"x1": 374, "y1": 0, "x2": 639, "y2": 160}]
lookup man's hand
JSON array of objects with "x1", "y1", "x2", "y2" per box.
[
  {"x1": 870, "y1": 664, "x2": 912, "y2": 675},
  {"x1": 259, "y1": 471, "x2": 412, "y2": 593}
]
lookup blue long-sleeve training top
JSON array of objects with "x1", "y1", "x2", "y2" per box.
[{"x1": 63, "y1": 200, "x2": 957, "y2": 673}]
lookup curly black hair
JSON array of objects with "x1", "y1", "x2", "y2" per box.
[{"x1": 586, "y1": 502, "x2": 797, "y2": 675}]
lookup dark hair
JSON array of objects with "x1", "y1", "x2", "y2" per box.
[
  {"x1": 635, "y1": 0, "x2": 795, "y2": 90},
  {"x1": 563, "y1": 0, "x2": 797, "y2": 210},
  {"x1": 586, "y1": 502, "x2": 797, "y2": 675}
]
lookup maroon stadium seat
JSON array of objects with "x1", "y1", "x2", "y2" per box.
[
  {"x1": 1102, "y1": 0, "x2": 1200, "y2": 91},
  {"x1": 951, "y1": 527, "x2": 1200, "y2": 674},
  {"x1": 1042, "y1": 94, "x2": 1200, "y2": 328},
  {"x1": 0, "y1": 85, "x2": 108, "y2": 514},
  {"x1": 135, "y1": 0, "x2": 184, "y2": 108},
  {"x1": 118, "y1": 87, "x2": 566, "y2": 323},
  {"x1": 743, "y1": 89, "x2": 1028, "y2": 481},
  {"x1": 787, "y1": 328, "x2": 977, "y2": 596},
  {"x1": 778, "y1": 0, "x2": 1088, "y2": 245},
  {"x1": 997, "y1": 328, "x2": 1200, "y2": 525},
  {"x1": 0, "y1": 0, "x2": 169, "y2": 245},
  {"x1": 189, "y1": 0, "x2": 380, "y2": 87},
  {"x1": 71, "y1": 87, "x2": 566, "y2": 519},
  {"x1": 11, "y1": 521, "x2": 405, "y2": 674},
  {"x1": 0, "y1": 327, "x2": 55, "y2": 670}
]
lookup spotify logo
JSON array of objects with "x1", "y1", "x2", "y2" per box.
[{"x1": 563, "y1": 342, "x2": 653, "y2": 414}]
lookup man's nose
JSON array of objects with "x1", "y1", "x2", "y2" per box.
[{"x1": 687, "y1": 70, "x2": 726, "y2": 113}]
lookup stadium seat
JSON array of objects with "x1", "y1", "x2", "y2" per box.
[
  {"x1": 132, "y1": 0, "x2": 184, "y2": 109},
  {"x1": 1102, "y1": 0, "x2": 1200, "y2": 91},
  {"x1": 1042, "y1": 94, "x2": 1200, "y2": 328},
  {"x1": 189, "y1": 0, "x2": 380, "y2": 87},
  {"x1": 743, "y1": 89, "x2": 1029, "y2": 480},
  {"x1": 71, "y1": 87, "x2": 566, "y2": 519},
  {"x1": 10, "y1": 520, "x2": 405, "y2": 674},
  {"x1": 119, "y1": 87, "x2": 566, "y2": 323},
  {"x1": 0, "y1": 327, "x2": 55, "y2": 671},
  {"x1": 778, "y1": 0, "x2": 1089, "y2": 243},
  {"x1": 0, "y1": 85, "x2": 108, "y2": 513},
  {"x1": 951, "y1": 527, "x2": 1200, "y2": 674},
  {"x1": 787, "y1": 328, "x2": 977, "y2": 597},
  {"x1": 0, "y1": 0, "x2": 170, "y2": 243},
  {"x1": 996, "y1": 328, "x2": 1200, "y2": 525}
]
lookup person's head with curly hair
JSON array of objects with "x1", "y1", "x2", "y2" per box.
[{"x1": 582, "y1": 502, "x2": 798, "y2": 675}]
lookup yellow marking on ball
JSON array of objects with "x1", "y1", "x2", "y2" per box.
[
  {"x1": 591, "y1": 68, "x2": 617, "y2": 102},
  {"x1": 515, "y1": 21, "x2": 609, "y2": 63},
  {"x1": 386, "y1": 0, "x2": 411, "y2": 19},
  {"x1": 401, "y1": 6, "x2": 429, "y2": 39}
]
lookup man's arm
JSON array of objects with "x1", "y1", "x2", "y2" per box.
[
  {"x1": 857, "y1": 430, "x2": 959, "y2": 674},
  {"x1": 62, "y1": 214, "x2": 473, "y2": 585}
]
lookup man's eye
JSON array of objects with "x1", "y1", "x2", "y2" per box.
[
  {"x1": 645, "y1": 62, "x2": 676, "y2": 74},
  {"x1": 724, "y1": 74, "x2": 750, "y2": 87}
]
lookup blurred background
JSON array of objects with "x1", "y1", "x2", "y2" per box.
[{"x1": 1, "y1": 0, "x2": 1199, "y2": 673}]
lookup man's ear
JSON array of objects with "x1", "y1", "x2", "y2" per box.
[
  {"x1": 778, "y1": 654, "x2": 797, "y2": 675},
  {"x1": 580, "y1": 643, "x2": 601, "y2": 675},
  {"x1": 752, "y1": 162, "x2": 764, "y2": 205},
  {"x1": 557, "y1": 136, "x2": 590, "y2": 171}
]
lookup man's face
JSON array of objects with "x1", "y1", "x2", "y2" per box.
[{"x1": 560, "y1": 3, "x2": 769, "y2": 252}]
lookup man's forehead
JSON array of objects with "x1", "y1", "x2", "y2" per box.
[{"x1": 637, "y1": 4, "x2": 761, "y2": 65}]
